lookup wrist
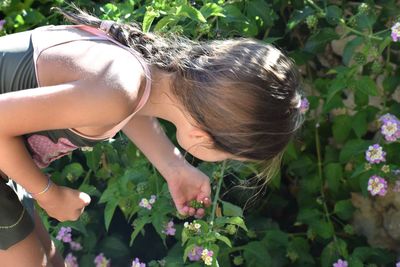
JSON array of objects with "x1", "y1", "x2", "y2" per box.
[{"x1": 158, "y1": 158, "x2": 189, "y2": 183}]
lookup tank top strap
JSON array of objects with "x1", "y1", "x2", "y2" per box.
[{"x1": 31, "y1": 24, "x2": 152, "y2": 141}]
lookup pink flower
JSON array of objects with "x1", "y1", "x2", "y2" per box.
[
  {"x1": 391, "y1": 22, "x2": 400, "y2": 42},
  {"x1": 365, "y1": 144, "x2": 386, "y2": 164},
  {"x1": 70, "y1": 241, "x2": 82, "y2": 251},
  {"x1": 367, "y1": 175, "x2": 388, "y2": 196},
  {"x1": 188, "y1": 246, "x2": 203, "y2": 261},
  {"x1": 94, "y1": 253, "x2": 110, "y2": 267},
  {"x1": 65, "y1": 253, "x2": 79, "y2": 267},
  {"x1": 56, "y1": 227, "x2": 72, "y2": 243},
  {"x1": 131, "y1": 257, "x2": 146, "y2": 267},
  {"x1": 162, "y1": 220, "x2": 176, "y2": 236},
  {"x1": 333, "y1": 259, "x2": 348, "y2": 267}
]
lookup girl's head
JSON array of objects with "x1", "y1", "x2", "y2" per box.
[{"x1": 57, "y1": 7, "x2": 304, "y2": 179}]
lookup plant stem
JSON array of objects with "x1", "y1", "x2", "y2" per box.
[
  {"x1": 315, "y1": 123, "x2": 340, "y2": 255},
  {"x1": 338, "y1": 18, "x2": 382, "y2": 41},
  {"x1": 209, "y1": 160, "x2": 227, "y2": 225}
]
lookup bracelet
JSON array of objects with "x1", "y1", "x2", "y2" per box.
[{"x1": 29, "y1": 174, "x2": 52, "y2": 196}]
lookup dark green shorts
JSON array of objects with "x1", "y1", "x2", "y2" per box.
[{"x1": 0, "y1": 178, "x2": 35, "y2": 250}]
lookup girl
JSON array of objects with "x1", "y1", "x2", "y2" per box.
[{"x1": 0, "y1": 6, "x2": 304, "y2": 267}]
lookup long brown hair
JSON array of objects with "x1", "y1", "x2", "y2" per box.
[{"x1": 55, "y1": 6, "x2": 304, "y2": 181}]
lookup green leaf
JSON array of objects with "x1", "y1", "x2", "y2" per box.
[
  {"x1": 130, "y1": 216, "x2": 151, "y2": 246},
  {"x1": 354, "y1": 89, "x2": 369, "y2": 107},
  {"x1": 215, "y1": 216, "x2": 248, "y2": 231},
  {"x1": 297, "y1": 208, "x2": 321, "y2": 225},
  {"x1": 332, "y1": 115, "x2": 352, "y2": 143},
  {"x1": 215, "y1": 233, "x2": 232, "y2": 247},
  {"x1": 221, "y1": 200, "x2": 243, "y2": 217},
  {"x1": 334, "y1": 199, "x2": 355, "y2": 220},
  {"x1": 304, "y1": 28, "x2": 339, "y2": 53},
  {"x1": 62, "y1": 163, "x2": 84, "y2": 182},
  {"x1": 142, "y1": 7, "x2": 159, "y2": 33},
  {"x1": 243, "y1": 241, "x2": 271, "y2": 267},
  {"x1": 321, "y1": 239, "x2": 347, "y2": 267},
  {"x1": 287, "y1": 6, "x2": 314, "y2": 30},
  {"x1": 200, "y1": 3, "x2": 225, "y2": 19},
  {"x1": 324, "y1": 163, "x2": 342, "y2": 194},
  {"x1": 263, "y1": 229, "x2": 288, "y2": 249},
  {"x1": 154, "y1": 15, "x2": 176, "y2": 32},
  {"x1": 355, "y1": 76, "x2": 378, "y2": 96},
  {"x1": 312, "y1": 220, "x2": 334, "y2": 239},
  {"x1": 104, "y1": 198, "x2": 118, "y2": 231},
  {"x1": 99, "y1": 236, "x2": 129, "y2": 259},
  {"x1": 339, "y1": 139, "x2": 369, "y2": 163},
  {"x1": 326, "y1": 78, "x2": 346, "y2": 105},
  {"x1": 342, "y1": 36, "x2": 364, "y2": 65},
  {"x1": 325, "y1": 5, "x2": 342, "y2": 25},
  {"x1": 177, "y1": 4, "x2": 207, "y2": 23},
  {"x1": 352, "y1": 111, "x2": 368, "y2": 138}
]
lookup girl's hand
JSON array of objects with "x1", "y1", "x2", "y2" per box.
[
  {"x1": 164, "y1": 163, "x2": 212, "y2": 218},
  {"x1": 35, "y1": 184, "x2": 91, "y2": 222}
]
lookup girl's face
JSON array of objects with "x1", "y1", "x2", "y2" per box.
[{"x1": 175, "y1": 120, "x2": 234, "y2": 162}]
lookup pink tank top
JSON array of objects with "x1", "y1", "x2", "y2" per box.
[{"x1": 30, "y1": 24, "x2": 152, "y2": 140}]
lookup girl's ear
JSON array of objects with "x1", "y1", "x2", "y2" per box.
[{"x1": 189, "y1": 128, "x2": 213, "y2": 145}]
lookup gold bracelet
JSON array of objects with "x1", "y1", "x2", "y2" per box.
[{"x1": 29, "y1": 174, "x2": 52, "y2": 196}]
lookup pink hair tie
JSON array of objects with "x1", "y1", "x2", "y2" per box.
[{"x1": 100, "y1": 20, "x2": 114, "y2": 33}]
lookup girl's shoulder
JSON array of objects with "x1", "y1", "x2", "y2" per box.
[{"x1": 32, "y1": 25, "x2": 146, "y2": 102}]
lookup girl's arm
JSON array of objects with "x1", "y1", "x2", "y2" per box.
[
  {"x1": 0, "y1": 79, "x2": 135, "y2": 221},
  {"x1": 122, "y1": 116, "x2": 211, "y2": 217},
  {"x1": 122, "y1": 116, "x2": 185, "y2": 179}
]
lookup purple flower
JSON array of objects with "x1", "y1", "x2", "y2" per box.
[
  {"x1": 56, "y1": 226, "x2": 72, "y2": 243},
  {"x1": 139, "y1": 198, "x2": 152, "y2": 210},
  {"x1": 391, "y1": 22, "x2": 400, "y2": 42},
  {"x1": 365, "y1": 144, "x2": 386, "y2": 164},
  {"x1": 333, "y1": 259, "x2": 348, "y2": 267},
  {"x1": 396, "y1": 261, "x2": 400, "y2": 267},
  {"x1": 367, "y1": 175, "x2": 388, "y2": 196},
  {"x1": 65, "y1": 253, "x2": 79, "y2": 267},
  {"x1": 131, "y1": 257, "x2": 146, "y2": 267},
  {"x1": 70, "y1": 241, "x2": 82, "y2": 251},
  {"x1": 188, "y1": 246, "x2": 203, "y2": 261},
  {"x1": 149, "y1": 195, "x2": 157, "y2": 204},
  {"x1": 379, "y1": 114, "x2": 400, "y2": 142},
  {"x1": 162, "y1": 220, "x2": 176, "y2": 236},
  {"x1": 94, "y1": 253, "x2": 110, "y2": 267},
  {"x1": 0, "y1": 20, "x2": 5, "y2": 31},
  {"x1": 299, "y1": 97, "x2": 309, "y2": 114}
]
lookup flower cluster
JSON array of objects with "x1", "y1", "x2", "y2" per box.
[
  {"x1": 367, "y1": 175, "x2": 388, "y2": 196},
  {"x1": 365, "y1": 144, "x2": 386, "y2": 164},
  {"x1": 184, "y1": 221, "x2": 201, "y2": 234},
  {"x1": 57, "y1": 227, "x2": 82, "y2": 251},
  {"x1": 379, "y1": 114, "x2": 400, "y2": 142},
  {"x1": 57, "y1": 226, "x2": 72, "y2": 243},
  {"x1": 299, "y1": 97, "x2": 310, "y2": 114},
  {"x1": 187, "y1": 246, "x2": 214, "y2": 265},
  {"x1": 57, "y1": 227, "x2": 83, "y2": 266},
  {"x1": 201, "y1": 249, "x2": 214, "y2": 266},
  {"x1": 139, "y1": 195, "x2": 157, "y2": 210},
  {"x1": 188, "y1": 246, "x2": 203, "y2": 261},
  {"x1": 131, "y1": 257, "x2": 146, "y2": 267},
  {"x1": 162, "y1": 220, "x2": 176, "y2": 236},
  {"x1": 333, "y1": 259, "x2": 348, "y2": 267},
  {"x1": 94, "y1": 253, "x2": 111, "y2": 267},
  {"x1": 65, "y1": 253, "x2": 79, "y2": 267},
  {"x1": 391, "y1": 22, "x2": 400, "y2": 42}
]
